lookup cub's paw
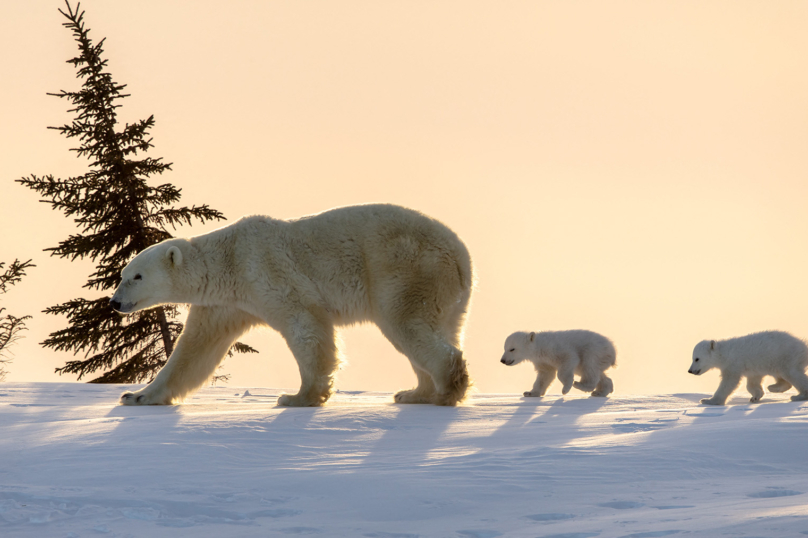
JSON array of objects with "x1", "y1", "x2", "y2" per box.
[
  {"x1": 590, "y1": 390, "x2": 609, "y2": 397},
  {"x1": 523, "y1": 391, "x2": 543, "y2": 398},
  {"x1": 749, "y1": 395, "x2": 762, "y2": 403},
  {"x1": 790, "y1": 393, "x2": 808, "y2": 402},
  {"x1": 573, "y1": 381, "x2": 596, "y2": 392},
  {"x1": 768, "y1": 380, "x2": 792, "y2": 393},
  {"x1": 700, "y1": 397, "x2": 725, "y2": 406}
]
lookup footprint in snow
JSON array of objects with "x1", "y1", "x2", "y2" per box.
[
  {"x1": 598, "y1": 501, "x2": 645, "y2": 509},
  {"x1": 652, "y1": 505, "x2": 694, "y2": 510},
  {"x1": 747, "y1": 489, "x2": 803, "y2": 498},
  {"x1": 279, "y1": 527, "x2": 322, "y2": 535}
]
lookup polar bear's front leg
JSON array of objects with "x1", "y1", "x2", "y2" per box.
[
  {"x1": 277, "y1": 308, "x2": 338, "y2": 407},
  {"x1": 120, "y1": 306, "x2": 256, "y2": 405},
  {"x1": 700, "y1": 372, "x2": 741, "y2": 405},
  {"x1": 556, "y1": 362, "x2": 576, "y2": 395},
  {"x1": 525, "y1": 364, "x2": 555, "y2": 397},
  {"x1": 746, "y1": 375, "x2": 764, "y2": 403}
]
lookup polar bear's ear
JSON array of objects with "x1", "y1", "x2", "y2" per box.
[
  {"x1": 710, "y1": 340, "x2": 715, "y2": 350},
  {"x1": 529, "y1": 332, "x2": 535, "y2": 342},
  {"x1": 166, "y1": 246, "x2": 183, "y2": 267}
]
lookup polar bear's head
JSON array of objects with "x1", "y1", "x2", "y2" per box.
[
  {"x1": 500, "y1": 331, "x2": 536, "y2": 366},
  {"x1": 688, "y1": 339, "x2": 717, "y2": 375},
  {"x1": 110, "y1": 238, "x2": 203, "y2": 314}
]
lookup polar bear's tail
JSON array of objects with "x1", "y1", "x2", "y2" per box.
[{"x1": 435, "y1": 347, "x2": 471, "y2": 406}]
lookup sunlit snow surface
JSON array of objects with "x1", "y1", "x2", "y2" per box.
[{"x1": 1, "y1": 383, "x2": 807, "y2": 537}]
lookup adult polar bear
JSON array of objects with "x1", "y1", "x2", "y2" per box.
[{"x1": 110, "y1": 204, "x2": 473, "y2": 407}]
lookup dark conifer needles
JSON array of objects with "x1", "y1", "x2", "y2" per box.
[{"x1": 17, "y1": 1, "x2": 256, "y2": 383}]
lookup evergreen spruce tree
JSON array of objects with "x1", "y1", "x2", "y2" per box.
[
  {"x1": 17, "y1": 1, "x2": 255, "y2": 383},
  {"x1": 0, "y1": 259, "x2": 35, "y2": 382}
]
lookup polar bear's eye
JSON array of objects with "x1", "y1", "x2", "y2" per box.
[
  {"x1": 509, "y1": 348, "x2": 515, "y2": 352},
  {"x1": 694, "y1": 358, "x2": 700, "y2": 362},
  {"x1": 134, "y1": 274, "x2": 142, "y2": 281}
]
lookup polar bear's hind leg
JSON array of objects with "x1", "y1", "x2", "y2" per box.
[
  {"x1": 767, "y1": 377, "x2": 792, "y2": 393},
  {"x1": 573, "y1": 356, "x2": 601, "y2": 393},
  {"x1": 785, "y1": 368, "x2": 808, "y2": 401},
  {"x1": 591, "y1": 374, "x2": 613, "y2": 397},
  {"x1": 394, "y1": 366, "x2": 438, "y2": 404},
  {"x1": 389, "y1": 322, "x2": 468, "y2": 406}
]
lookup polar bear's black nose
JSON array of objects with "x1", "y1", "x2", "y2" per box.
[{"x1": 109, "y1": 299, "x2": 122, "y2": 312}]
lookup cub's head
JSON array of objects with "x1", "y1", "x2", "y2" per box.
[
  {"x1": 688, "y1": 339, "x2": 717, "y2": 375},
  {"x1": 110, "y1": 239, "x2": 200, "y2": 314},
  {"x1": 500, "y1": 331, "x2": 535, "y2": 366}
]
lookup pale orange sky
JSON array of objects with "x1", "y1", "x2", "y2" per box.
[{"x1": 2, "y1": 1, "x2": 808, "y2": 398}]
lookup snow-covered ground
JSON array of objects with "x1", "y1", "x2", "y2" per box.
[{"x1": 1, "y1": 383, "x2": 807, "y2": 537}]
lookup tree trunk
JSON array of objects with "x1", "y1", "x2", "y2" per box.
[{"x1": 156, "y1": 306, "x2": 174, "y2": 358}]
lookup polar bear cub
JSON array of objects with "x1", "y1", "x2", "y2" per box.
[
  {"x1": 689, "y1": 331, "x2": 808, "y2": 405},
  {"x1": 501, "y1": 330, "x2": 616, "y2": 397}
]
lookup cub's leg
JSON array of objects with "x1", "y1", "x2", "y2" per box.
[
  {"x1": 525, "y1": 364, "x2": 556, "y2": 397},
  {"x1": 556, "y1": 357, "x2": 577, "y2": 396},
  {"x1": 783, "y1": 367, "x2": 808, "y2": 401},
  {"x1": 701, "y1": 372, "x2": 741, "y2": 405},
  {"x1": 746, "y1": 375, "x2": 764, "y2": 403},
  {"x1": 573, "y1": 356, "x2": 602, "y2": 393},
  {"x1": 277, "y1": 307, "x2": 339, "y2": 407},
  {"x1": 591, "y1": 373, "x2": 614, "y2": 397},
  {"x1": 767, "y1": 377, "x2": 792, "y2": 393},
  {"x1": 121, "y1": 306, "x2": 257, "y2": 405}
]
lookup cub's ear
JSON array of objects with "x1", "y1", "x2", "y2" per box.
[
  {"x1": 529, "y1": 331, "x2": 535, "y2": 342},
  {"x1": 166, "y1": 246, "x2": 183, "y2": 267},
  {"x1": 710, "y1": 340, "x2": 715, "y2": 350}
]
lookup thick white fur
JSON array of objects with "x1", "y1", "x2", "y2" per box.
[
  {"x1": 689, "y1": 331, "x2": 808, "y2": 405},
  {"x1": 501, "y1": 330, "x2": 616, "y2": 397},
  {"x1": 112, "y1": 204, "x2": 472, "y2": 407}
]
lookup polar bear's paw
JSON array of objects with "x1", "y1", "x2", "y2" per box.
[
  {"x1": 700, "y1": 397, "x2": 725, "y2": 406},
  {"x1": 768, "y1": 378, "x2": 792, "y2": 393},
  {"x1": 590, "y1": 390, "x2": 609, "y2": 397},
  {"x1": 120, "y1": 387, "x2": 173, "y2": 406},
  {"x1": 790, "y1": 393, "x2": 808, "y2": 402},
  {"x1": 523, "y1": 391, "x2": 543, "y2": 398},
  {"x1": 573, "y1": 380, "x2": 597, "y2": 392},
  {"x1": 394, "y1": 389, "x2": 433, "y2": 404},
  {"x1": 277, "y1": 393, "x2": 326, "y2": 407}
]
